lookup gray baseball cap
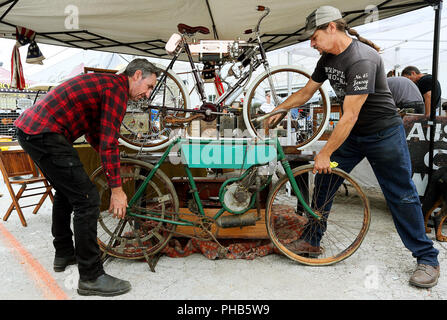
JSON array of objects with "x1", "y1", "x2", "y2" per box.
[{"x1": 298, "y1": 6, "x2": 343, "y2": 40}]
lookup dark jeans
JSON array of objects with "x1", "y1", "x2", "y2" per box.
[
  {"x1": 302, "y1": 124, "x2": 439, "y2": 267},
  {"x1": 17, "y1": 129, "x2": 105, "y2": 281}
]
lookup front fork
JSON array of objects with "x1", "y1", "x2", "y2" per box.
[
  {"x1": 280, "y1": 160, "x2": 320, "y2": 220},
  {"x1": 275, "y1": 139, "x2": 320, "y2": 220}
]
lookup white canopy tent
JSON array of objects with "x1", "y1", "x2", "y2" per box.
[{"x1": 0, "y1": 0, "x2": 432, "y2": 59}]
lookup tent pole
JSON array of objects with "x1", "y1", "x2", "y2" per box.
[
  {"x1": 205, "y1": 0, "x2": 219, "y2": 39},
  {"x1": 0, "y1": 0, "x2": 18, "y2": 22},
  {"x1": 427, "y1": 0, "x2": 442, "y2": 185}
]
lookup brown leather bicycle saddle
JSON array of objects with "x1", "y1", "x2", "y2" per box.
[{"x1": 177, "y1": 23, "x2": 210, "y2": 35}]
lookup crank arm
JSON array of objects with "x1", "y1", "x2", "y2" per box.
[
  {"x1": 146, "y1": 105, "x2": 196, "y2": 113},
  {"x1": 165, "y1": 113, "x2": 205, "y2": 124}
]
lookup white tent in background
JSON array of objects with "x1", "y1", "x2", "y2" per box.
[
  {"x1": 28, "y1": 51, "x2": 128, "y2": 83},
  {"x1": 268, "y1": 5, "x2": 447, "y2": 98},
  {"x1": 0, "y1": 66, "x2": 35, "y2": 87},
  {"x1": 0, "y1": 67, "x2": 11, "y2": 83}
]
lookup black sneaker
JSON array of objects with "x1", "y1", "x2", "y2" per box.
[
  {"x1": 77, "y1": 274, "x2": 131, "y2": 297},
  {"x1": 53, "y1": 255, "x2": 77, "y2": 272}
]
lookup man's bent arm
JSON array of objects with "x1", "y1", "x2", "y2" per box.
[
  {"x1": 267, "y1": 79, "x2": 322, "y2": 126},
  {"x1": 313, "y1": 94, "x2": 368, "y2": 174},
  {"x1": 273, "y1": 79, "x2": 322, "y2": 112},
  {"x1": 423, "y1": 91, "x2": 431, "y2": 116}
]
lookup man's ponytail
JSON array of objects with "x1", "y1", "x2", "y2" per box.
[{"x1": 345, "y1": 25, "x2": 380, "y2": 52}]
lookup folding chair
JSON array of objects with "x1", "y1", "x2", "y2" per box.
[{"x1": 0, "y1": 147, "x2": 53, "y2": 227}]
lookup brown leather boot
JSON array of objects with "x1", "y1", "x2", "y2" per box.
[
  {"x1": 409, "y1": 264, "x2": 440, "y2": 288},
  {"x1": 285, "y1": 239, "x2": 322, "y2": 257}
]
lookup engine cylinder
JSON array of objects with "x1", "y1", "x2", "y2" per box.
[{"x1": 216, "y1": 212, "x2": 257, "y2": 228}]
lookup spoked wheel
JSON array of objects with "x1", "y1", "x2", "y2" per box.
[
  {"x1": 90, "y1": 158, "x2": 179, "y2": 259},
  {"x1": 243, "y1": 66, "x2": 330, "y2": 149},
  {"x1": 266, "y1": 164, "x2": 370, "y2": 266},
  {"x1": 119, "y1": 66, "x2": 189, "y2": 150}
]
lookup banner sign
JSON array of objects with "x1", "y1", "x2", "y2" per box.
[{"x1": 404, "y1": 115, "x2": 447, "y2": 196}]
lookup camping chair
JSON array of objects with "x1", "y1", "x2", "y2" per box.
[{"x1": 0, "y1": 147, "x2": 53, "y2": 227}]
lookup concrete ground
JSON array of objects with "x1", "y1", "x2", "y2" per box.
[{"x1": 0, "y1": 181, "x2": 446, "y2": 301}]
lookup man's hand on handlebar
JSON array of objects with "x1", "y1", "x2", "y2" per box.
[
  {"x1": 313, "y1": 152, "x2": 332, "y2": 174},
  {"x1": 266, "y1": 112, "x2": 282, "y2": 129},
  {"x1": 265, "y1": 107, "x2": 288, "y2": 129}
]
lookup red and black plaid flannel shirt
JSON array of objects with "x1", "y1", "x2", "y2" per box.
[{"x1": 14, "y1": 73, "x2": 129, "y2": 188}]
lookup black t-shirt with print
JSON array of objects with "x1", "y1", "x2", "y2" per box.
[
  {"x1": 416, "y1": 74, "x2": 442, "y2": 111},
  {"x1": 311, "y1": 39, "x2": 402, "y2": 136}
]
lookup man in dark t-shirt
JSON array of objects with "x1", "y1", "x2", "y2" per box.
[
  {"x1": 402, "y1": 66, "x2": 442, "y2": 116},
  {"x1": 310, "y1": 38, "x2": 402, "y2": 136},
  {"x1": 267, "y1": 5, "x2": 440, "y2": 288}
]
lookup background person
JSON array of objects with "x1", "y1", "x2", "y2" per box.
[
  {"x1": 386, "y1": 75, "x2": 425, "y2": 114},
  {"x1": 14, "y1": 58, "x2": 160, "y2": 297},
  {"x1": 401, "y1": 66, "x2": 442, "y2": 116},
  {"x1": 259, "y1": 91, "x2": 275, "y2": 113}
]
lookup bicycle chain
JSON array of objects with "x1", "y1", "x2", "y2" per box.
[{"x1": 130, "y1": 206, "x2": 229, "y2": 255}]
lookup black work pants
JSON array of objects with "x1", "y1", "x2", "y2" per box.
[{"x1": 17, "y1": 129, "x2": 105, "y2": 281}]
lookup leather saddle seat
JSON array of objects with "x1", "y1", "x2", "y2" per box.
[{"x1": 177, "y1": 23, "x2": 210, "y2": 35}]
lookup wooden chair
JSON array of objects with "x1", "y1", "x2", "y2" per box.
[{"x1": 0, "y1": 147, "x2": 54, "y2": 227}]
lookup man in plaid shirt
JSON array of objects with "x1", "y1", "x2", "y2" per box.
[{"x1": 15, "y1": 58, "x2": 159, "y2": 296}]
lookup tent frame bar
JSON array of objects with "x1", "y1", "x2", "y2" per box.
[{"x1": 0, "y1": 0, "x2": 17, "y2": 22}]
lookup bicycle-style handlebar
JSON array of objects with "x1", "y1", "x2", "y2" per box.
[
  {"x1": 255, "y1": 5, "x2": 270, "y2": 33},
  {"x1": 252, "y1": 108, "x2": 288, "y2": 129}
]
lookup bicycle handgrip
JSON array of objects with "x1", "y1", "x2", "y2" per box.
[{"x1": 330, "y1": 161, "x2": 338, "y2": 168}]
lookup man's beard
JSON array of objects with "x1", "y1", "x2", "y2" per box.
[{"x1": 313, "y1": 46, "x2": 324, "y2": 55}]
